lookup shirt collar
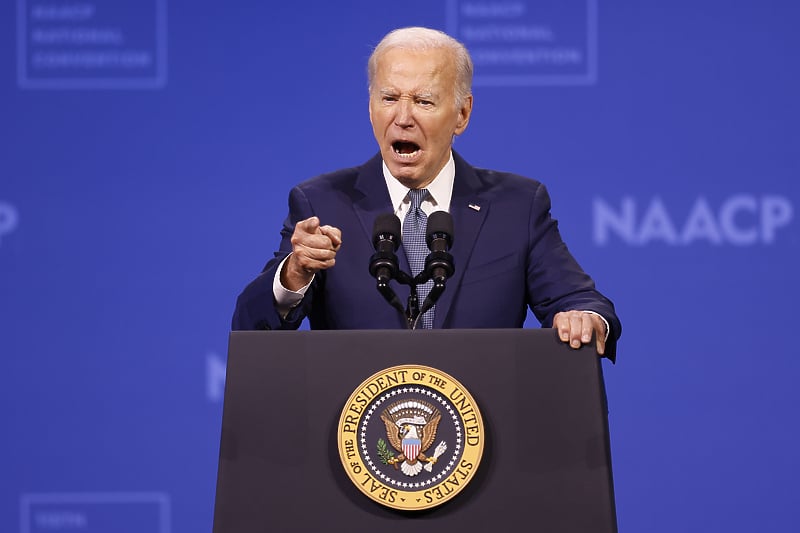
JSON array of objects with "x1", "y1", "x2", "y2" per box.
[{"x1": 382, "y1": 152, "x2": 455, "y2": 216}]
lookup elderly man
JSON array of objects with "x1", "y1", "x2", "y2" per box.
[{"x1": 232, "y1": 27, "x2": 621, "y2": 359}]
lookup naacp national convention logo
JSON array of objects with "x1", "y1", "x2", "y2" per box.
[{"x1": 338, "y1": 365, "x2": 484, "y2": 511}]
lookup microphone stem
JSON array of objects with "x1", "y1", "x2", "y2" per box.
[
  {"x1": 377, "y1": 281, "x2": 405, "y2": 315},
  {"x1": 407, "y1": 285, "x2": 420, "y2": 329}
]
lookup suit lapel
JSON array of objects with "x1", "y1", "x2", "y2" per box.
[
  {"x1": 434, "y1": 152, "x2": 489, "y2": 328},
  {"x1": 352, "y1": 153, "x2": 412, "y2": 275}
]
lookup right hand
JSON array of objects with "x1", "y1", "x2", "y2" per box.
[{"x1": 281, "y1": 216, "x2": 342, "y2": 291}]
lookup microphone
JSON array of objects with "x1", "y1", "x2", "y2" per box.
[
  {"x1": 418, "y1": 211, "x2": 455, "y2": 318},
  {"x1": 424, "y1": 211, "x2": 455, "y2": 283},
  {"x1": 369, "y1": 213, "x2": 405, "y2": 316},
  {"x1": 369, "y1": 213, "x2": 401, "y2": 284}
]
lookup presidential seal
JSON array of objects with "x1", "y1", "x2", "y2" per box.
[{"x1": 337, "y1": 365, "x2": 484, "y2": 511}]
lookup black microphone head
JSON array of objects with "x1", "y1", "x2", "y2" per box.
[
  {"x1": 426, "y1": 210, "x2": 454, "y2": 248},
  {"x1": 373, "y1": 213, "x2": 401, "y2": 250}
]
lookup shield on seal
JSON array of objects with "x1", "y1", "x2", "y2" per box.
[{"x1": 402, "y1": 437, "x2": 421, "y2": 461}]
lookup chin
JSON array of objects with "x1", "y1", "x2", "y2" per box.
[
  {"x1": 396, "y1": 173, "x2": 426, "y2": 188},
  {"x1": 385, "y1": 164, "x2": 421, "y2": 185}
]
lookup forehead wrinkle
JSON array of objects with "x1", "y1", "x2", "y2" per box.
[
  {"x1": 377, "y1": 87, "x2": 438, "y2": 100},
  {"x1": 377, "y1": 65, "x2": 445, "y2": 94}
]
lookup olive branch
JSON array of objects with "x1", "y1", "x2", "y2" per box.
[{"x1": 376, "y1": 438, "x2": 395, "y2": 464}]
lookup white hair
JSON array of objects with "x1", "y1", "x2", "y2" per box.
[{"x1": 367, "y1": 27, "x2": 473, "y2": 108}]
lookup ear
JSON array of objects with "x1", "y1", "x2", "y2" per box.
[
  {"x1": 367, "y1": 88, "x2": 375, "y2": 126},
  {"x1": 454, "y1": 94, "x2": 473, "y2": 136}
]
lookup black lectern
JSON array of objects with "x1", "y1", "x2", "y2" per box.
[{"x1": 213, "y1": 329, "x2": 616, "y2": 532}]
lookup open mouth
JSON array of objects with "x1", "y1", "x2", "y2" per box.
[{"x1": 392, "y1": 141, "x2": 420, "y2": 157}]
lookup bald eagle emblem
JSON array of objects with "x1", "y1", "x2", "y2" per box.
[{"x1": 378, "y1": 400, "x2": 448, "y2": 477}]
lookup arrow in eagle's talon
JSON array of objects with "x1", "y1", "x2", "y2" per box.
[{"x1": 423, "y1": 441, "x2": 448, "y2": 472}]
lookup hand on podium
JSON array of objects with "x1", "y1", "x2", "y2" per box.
[{"x1": 554, "y1": 310, "x2": 609, "y2": 356}]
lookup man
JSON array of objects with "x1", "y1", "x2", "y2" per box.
[{"x1": 232, "y1": 27, "x2": 621, "y2": 359}]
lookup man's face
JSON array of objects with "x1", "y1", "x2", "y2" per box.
[{"x1": 369, "y1": 47, "x2": 473, "y2": 189}]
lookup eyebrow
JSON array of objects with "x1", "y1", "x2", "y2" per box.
[{"x1": 378, "y1": 88, "x2": 437, "y2": 99}]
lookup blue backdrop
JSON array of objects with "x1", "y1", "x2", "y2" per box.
[{"x1": 2, "y1": 1, "x2": 798, "y2": 531}]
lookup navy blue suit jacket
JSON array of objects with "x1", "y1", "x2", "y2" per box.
[{"x1": 232, "y1": 152, "x2": 621, "y2": 359}]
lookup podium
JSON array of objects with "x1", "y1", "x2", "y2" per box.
[{"x1": 213, "y1": 329, "x2": 616, "y2": 532}]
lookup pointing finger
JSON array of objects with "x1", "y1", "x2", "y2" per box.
[
  {"x1": 320, "y1": 225, "x2": 343, "y2": 249},
  {"x1": 295, "y1": 216, "x2": 321, "y2": 235}
]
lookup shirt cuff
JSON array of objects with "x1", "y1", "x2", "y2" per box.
[{"x1": 273, "y1": 254, "x2": 313, "y2": 317}]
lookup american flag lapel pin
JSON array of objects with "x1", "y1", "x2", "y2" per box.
[{"x1": 468, "y1": 203, "x2": 481, "y2": 211}]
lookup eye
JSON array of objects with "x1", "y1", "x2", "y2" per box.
[
  {"x1": 382, "y1": 94, "x2": 398, "y2": 103},
  {"x1": 417, "y1": 99, "x2": 434, "y2": 107}
]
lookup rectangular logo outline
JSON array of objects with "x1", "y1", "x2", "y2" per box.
[
  {"x1": 19, "y1": 491, "x2": 171, "y2": 533},
  {"x1": 16, "y1": 0, "x2": 169, "y2": 90},
  {"x1": 445, "y1": 0, "x2": 598, "y2": 86}
]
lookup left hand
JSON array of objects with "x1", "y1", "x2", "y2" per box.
[{"x1": 553, "y1": 310, "x2": 607, "y2": 356}]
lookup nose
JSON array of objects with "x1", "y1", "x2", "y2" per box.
[{"x1": 394, "y1": 98, "x2": 415, "y2": 128}]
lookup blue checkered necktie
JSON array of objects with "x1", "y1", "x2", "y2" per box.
[{"x1": 403, "y1": 188, "x2": 434, "y2": 329}]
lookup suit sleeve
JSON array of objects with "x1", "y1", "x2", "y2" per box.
[
  {"x1": 525, "y1": 183, "x2": 622, "y2": 360},
  {"x1": 231, "y1": 185, "x2": 320, "y2": 330}
]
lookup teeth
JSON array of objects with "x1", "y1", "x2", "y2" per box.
[{"x1": 393, "y1": 146, "x2": 419, "y2": 158}]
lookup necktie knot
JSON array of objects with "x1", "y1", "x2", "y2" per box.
[{"x1": 407, "y1": 188, "x2": 428, "y2": 211}]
